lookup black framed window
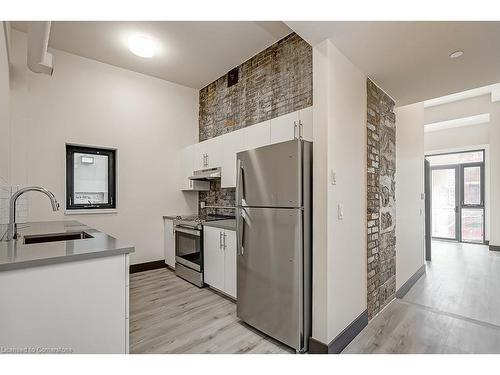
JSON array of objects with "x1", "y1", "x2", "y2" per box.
[{"x1": 66, "y1": 144, "x2": 116, "y2": 210}]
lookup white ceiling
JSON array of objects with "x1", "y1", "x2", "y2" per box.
[
  {"x1": 287, "y1": 21, "x2": 500, "y2": 105},
  {"x1": 12, "y1": 21, "x2": 292, "y2": 89}
]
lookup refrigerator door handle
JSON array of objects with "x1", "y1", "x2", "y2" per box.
[
  {"x1": 236, "y1": 207, "x2": 245, "y2": 256},
  {"x1": 236, "y1": 159, "x2": 245, "y2": 205}
]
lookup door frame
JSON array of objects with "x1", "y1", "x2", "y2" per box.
[
  {"x1": 426, "y1": 149, "x2": 486, "y2": 244},
  {"x1": 430, "y1": 165, "x2": 460, "y2": 242},
  {"x1": 459, "y1": 162, "x2": 486, "y2": 244},
  {"x1": 424, "y1": 158, "x2": 432, "y2": 261}
]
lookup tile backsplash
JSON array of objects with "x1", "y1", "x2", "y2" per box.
[
  {"x1": 198, "y1": 179, "x2": 235, "y2": 217},
  {"x1": 0, "y1": 185, "x2": 29, "y2": 225}
]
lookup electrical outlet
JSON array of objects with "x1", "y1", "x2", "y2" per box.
[{"x1": 200, "y1": 201, "x2": 206, "y2": 208}]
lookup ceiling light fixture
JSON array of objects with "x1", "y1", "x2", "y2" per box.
[
  {"x1": 128, "y1": 35, "x2": 156, "y2": 58},
  {"x1": 449, "y1": 50, "x2": 464, "y2": 59}
]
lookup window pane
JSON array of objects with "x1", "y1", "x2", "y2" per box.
[
  {"x1": 461, "y1": 208, "x2": 484, "y2": 242},
  {"x1": 427, "y1": 151, "x2": 483, "y2": 166},
  {"x1": 73, "y1": 152, "x2": 109, "y2": 204},
  {"x1": 463, "y1": 166, "x2": 481, "y2": 205},
  {"x1": 431, "y1": 169, "x2": 456, "y2": 239}
]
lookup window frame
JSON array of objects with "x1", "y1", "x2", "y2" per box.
[{"x1": 65, "y1": 144, "x2": 117, "y2": 211}]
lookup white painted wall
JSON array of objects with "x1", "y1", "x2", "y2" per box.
[
  {"x1": 312, "y1": 39, "x2": 367, "y2": 344},
  {"x1": 424, "y1": 94, "x2": 499, "y2": 245},
  {"x1": 311, "y1": 40, "x2": 329, "y2": 343},
  {"x1": 424, "y1": 123, "x2": 490, "y2": 151},
  {"x1": 9, "y1": 30, "x2": 198, "y2": 264},
  {"x1": 0, "y1": 23, "x2": 10, "y2": 185},
  {"x1": 395, "y1": 103, "x2": 425, "y2": 290}
]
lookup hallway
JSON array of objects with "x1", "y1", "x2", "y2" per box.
[
  {"x1": 404, "y1": 240, "x2": 500, "y2": 326},
  {"x1": 343, "y1": 241, "x2": 500, "y2": 353}
]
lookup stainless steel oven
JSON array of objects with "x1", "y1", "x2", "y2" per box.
[
  {"x1": 175, "y1": 225, "x2": 202, "y2": 271},
  {"x1": 173, "y1": 215, "x2": 233, "y2": 288},
  {"x1": 174, "y1": 222, "x2": 204, "y2": 287}
]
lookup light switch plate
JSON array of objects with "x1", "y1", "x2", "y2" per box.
[
  {"x1": 330, "y1": 170, "x2": 337, "y2": 185},
  {"x1": 338, "y1": 203, "x2": 344, "y2": 220}
]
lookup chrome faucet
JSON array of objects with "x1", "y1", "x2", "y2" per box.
[{"x1": 6, "y1": 186, "x2": 60, "y2": 241}]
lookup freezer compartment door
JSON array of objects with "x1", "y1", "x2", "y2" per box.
[
  {"x1": 236, "y1": 140, "x2": 302, "y2": 208},
  {"x1": 236, "y1": 207, "x2": 303, "y2": 350}
]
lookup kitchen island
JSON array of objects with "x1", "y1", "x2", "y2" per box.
[{"x1": 0, "y1": 220, "x2": 134, "y2": 354}]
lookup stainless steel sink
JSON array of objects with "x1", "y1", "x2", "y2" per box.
[{"x1": 23, "y1": 231, "x2": 94, "y2": 244}]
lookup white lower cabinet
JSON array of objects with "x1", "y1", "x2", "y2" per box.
[
  {"x1": 164, "y1": 218, "x2": 175, "y2": 268},
  {"x1": 0, "y1": 255, "x2": 129, "y2": 353},
  {"x1": 203, "y1": 226, "x2": 225, "y2": 291},
  {"x1": 203, "y1": 226, "x2": 237, "y2": 299},
  {"x1": 223, "y1": 230, "x2": 237, "y2": 298}
]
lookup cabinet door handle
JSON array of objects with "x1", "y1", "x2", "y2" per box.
[
  {"x1": 293, "y1": 121, "x2": 297, "y2": 139},
  {"x1": 299, "y1": 120, "x2": 303, "y2": 139},
  {"x1": 223, "y1": 232, "x2": 226, "y2": 250},
  {"x1": 219, "y1": 231, "x2": 223, "y2": 249}
]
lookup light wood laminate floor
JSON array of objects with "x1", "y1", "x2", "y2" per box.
[
  {"x1": 344, "y1": 241, "x2": 500, "y2": 353},
  {"x1": 404, "y1": 240, "x2": 500, "y2": 326},
  {"x1": 129, "y1": 268, "x2": 292, "y2": 354}
]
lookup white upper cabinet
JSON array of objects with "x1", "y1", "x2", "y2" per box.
[
  {"x1": 180, "y1": 144, "x2": 194, "y2": 190},
  {"x1": 299, "y1": 106, "x2": 313, "y2": 142},
  {"x1": 179, "y1": 106, "x2": 312, "y2": 191},
  {"x1": 181, "y1": 144, "x2": 209, "y2": 191},
  {"x1": 243, "y1": 120, "x2": 271, "y2": 151},
  {"x1": 194, "y1": 137, "x2": 222, "y2": 170},
  {"x1": 220, "y1": 130, "x2": 246, "y2": 188},
  {"x1": 270, "y1": 111, "x2": 300, "y2": 144}
]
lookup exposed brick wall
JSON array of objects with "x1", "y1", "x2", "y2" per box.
[
  {"x1": 366, "y1": 79, "x2": 396, "y2": 319},
  {"x1": 199, "y1": 32, "x2": 312, "y2": 213},
  {"x1": 199, "y1": 32, "x2": 312, "y2": 142}
]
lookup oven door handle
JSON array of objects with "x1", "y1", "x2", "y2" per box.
[{"x1": 175, "y1": 226, "x2": 201, "y2": 236}]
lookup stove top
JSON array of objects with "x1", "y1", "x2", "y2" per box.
[
  {"x1": 173, "y1": 214, "x2": 233, "y2": 229},
  {"x1": 174, "y1": 214, "x2": 230, "y2": 223}
]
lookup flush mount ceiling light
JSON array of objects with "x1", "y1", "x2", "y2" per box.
[
  {"x1": 449, "y1": 50, "x2": 464, "y2": 59},
  {"x1": 128, "y1": 35, "x2": 156, "y2": 58}
]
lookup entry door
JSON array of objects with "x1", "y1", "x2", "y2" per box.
[
  {"x1": 460, "y1": 163, "x2": 484, "y2": 243},
  {"x1": 431, "y1": 167, "x2": 459, "y2": 240},
  {"x1": 431, "y1": 163, "x2": 485, "y2": 243}
]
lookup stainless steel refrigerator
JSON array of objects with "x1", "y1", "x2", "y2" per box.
[{"x1": 236, "y1": 139, "x2": 312, "y2": 353}]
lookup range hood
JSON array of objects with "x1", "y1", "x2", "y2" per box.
[{"x1": 189, "y1": 167, "x2": 221, "y2": 181}]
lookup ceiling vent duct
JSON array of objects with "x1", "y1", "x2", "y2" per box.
[{"x1": 27, "y1": 21, "x2": 53, "y2": 76}]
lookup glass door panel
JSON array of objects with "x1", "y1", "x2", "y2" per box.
[
  {"x1": 431, "y1": 168, "x2": 457, "y2": 239},
  {"x1": 463, "y1": 166, "x2": 481, "y2": 205},
  {"x1": 461, "y1": 209, "x2": 484, "y2": 243}
]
